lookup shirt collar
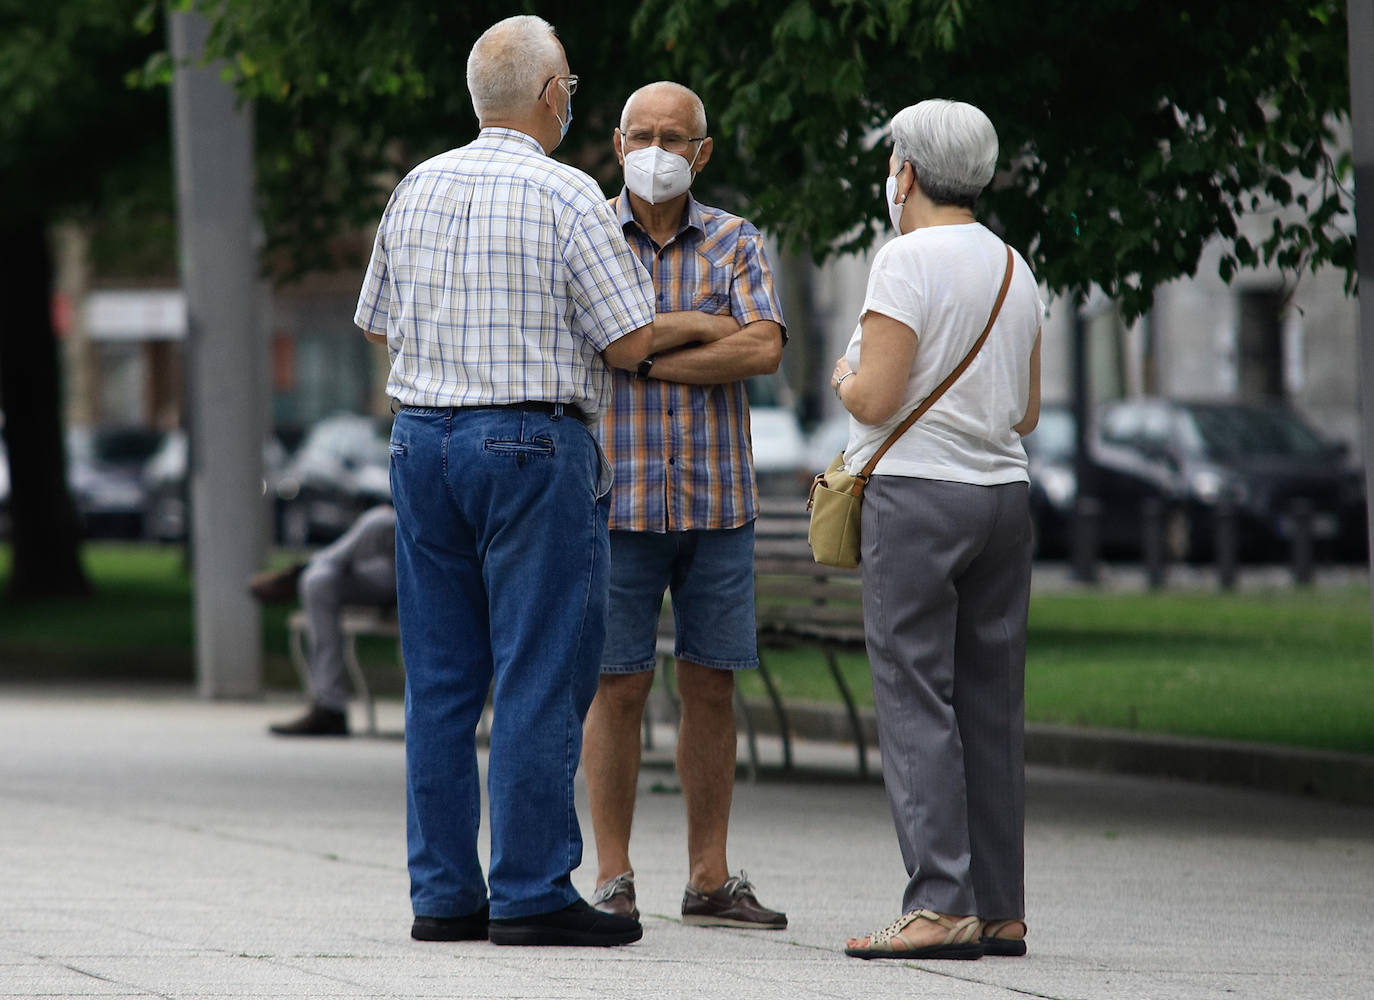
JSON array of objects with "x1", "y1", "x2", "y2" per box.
[
  {"x1": 615, "y1": 188, "x2": 706, "y2": 242},
  {"x1": 475, "y1": 127, "x2": 546, "y2": 154}
]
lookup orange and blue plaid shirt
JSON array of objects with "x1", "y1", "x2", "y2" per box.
[{"x1": 599, "y1": 192, "x2": 786, "y2": 532}]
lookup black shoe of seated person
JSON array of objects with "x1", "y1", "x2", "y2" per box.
[
  {"x1": 412, "y1": 904, "x2": 490, "y2": 942},
  {"x1": 488, "y1": 898, "x2": 642, "y2": 947},
  {"x1": 267, "y1": 704, "x2": 348, "y2": 737}
]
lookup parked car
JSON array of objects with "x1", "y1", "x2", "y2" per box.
[
  {"x1": 142, "y1": 430, "x2": 289, "y2": 542},
  {"x1": 1033, "y1": 398, "x2": 1365, "y2": 562},
  {"x1": 275, "y1": 413, "x2": 392, "y2": 545},
  {"x1": 746, "y1": 375, "x2": 809, "y2": 496},
  {"x1": 1093, "y1": 398, "x2": 1364, "y2": 560},
  {"x1": 66, "y1": 425, "x2": 165, "y2": 539},
  {"x1": 1023, "y1": 403, "x2": 1081, "y2": 557}
]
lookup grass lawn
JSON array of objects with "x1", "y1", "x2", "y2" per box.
[
  {"x1": 3, "y1": 543, "x2": 1372, "y2": 754},
  {"x1": 738, "y1": 585, "x2": 1374, "y2": 755}
]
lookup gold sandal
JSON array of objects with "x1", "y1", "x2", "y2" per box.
[
  {"x1": 844, "y1": 909, "x2": 983, "y2": 960},
  {"x1": 980, "y1": 918, "x2": 1028, "y2": 957}
]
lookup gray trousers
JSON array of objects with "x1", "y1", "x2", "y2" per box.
[
  {"x1": 300, "y1": 505, "x2": 397, "y2": 710},
  {"x1": 860, "y1": 476, "x2": 1031, "y2": 920}
]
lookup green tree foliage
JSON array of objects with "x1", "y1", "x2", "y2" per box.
[
  {"x1": 179, "y1": 0, "x2": 1354, "y2": 320},
  {"x1": 633, "y1": 0, "x2": 1356, "y2": 319}
]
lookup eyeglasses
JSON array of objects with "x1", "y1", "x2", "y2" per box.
[
  {"x1": 538, "y1": 74, "x2": 578, "y2": 99},
  {"x1": 620, "y1": 129, "x2": 707, "y2": 155}
]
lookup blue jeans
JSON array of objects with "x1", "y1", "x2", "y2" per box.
[{"x1": 389, "y1": 405, "x2": 610, "y2": 921}]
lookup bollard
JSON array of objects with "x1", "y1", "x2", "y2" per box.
[
  {"x1": 1290, "y1": 498, "x2": 1315, "y2": 586},
  {"x1": 1141, "y1": 497, "x2": 1167, "y2": 590},
  {"x1": 1215, "y1": 501, "x2": 1239, "y2": 590},
  {"x1": 1071, "y1": 496, "x2": 1101, "y2": 584}
]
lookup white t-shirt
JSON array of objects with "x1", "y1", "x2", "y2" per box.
[{"x1": 842, "y1": 223, "x2": 1044, "y2": 485}]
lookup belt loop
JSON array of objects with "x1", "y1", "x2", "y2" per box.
[{"x1": 551, "y1": 402, "x2": 564, "y2": 421}]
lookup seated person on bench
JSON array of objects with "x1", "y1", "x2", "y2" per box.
[{"x1": 251, "y1": 504, "x2": 397, "y2": 737}]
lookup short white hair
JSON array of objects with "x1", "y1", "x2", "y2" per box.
[
  {"x1": 619, "y1": 81, "x2": 707, "y2": 137},
  {"x1": 466, "y1": 15, "x2": 563, "y2": 121},
  {"x1": 891, "y1": 99, "x2": 998, "y2": 208}
]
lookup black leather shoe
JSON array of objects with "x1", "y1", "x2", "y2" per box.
[
  {"x1": 412, "y1": 904, "x2": 489, "y2": 942},
  {"x1": 488, "y1": 898, "x2": 642, "y2": 947},
  {"x1": 268, "y1": 705, "x2": 348, "y2": 737}
]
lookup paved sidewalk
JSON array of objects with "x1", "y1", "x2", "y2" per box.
[{"x1": 2, "y1": 686, "x2": 1372, "y2": 1000}]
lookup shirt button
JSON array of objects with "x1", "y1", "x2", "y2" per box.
[
  {"x1": 669, "y1": 458, "x2": 676, "y2": 466},
  {"x1": 667, "y1": 408, "x2": 674, "y2": 416}
]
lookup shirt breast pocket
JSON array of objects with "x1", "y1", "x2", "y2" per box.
[{"x1": 690, "y1": 290, "x2": 730, "y2": 315}]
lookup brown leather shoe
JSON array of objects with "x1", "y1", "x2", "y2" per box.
[
  {"x1": 268, "y1": 704, "x2": 348, "y2": 737},
  {"x1": 681, "y1": 871, "x2": 786, "y2": 929},
  {"x1": 591, "y1": 871, "x2": 638, "y2": 921},
  {"x1": 248, "y1": 562, "x2": 307, "y2": 604}
]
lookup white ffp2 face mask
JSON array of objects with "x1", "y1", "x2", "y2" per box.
[{"x1": 623, "y1": 145, "x2": 697, "y2": 205}]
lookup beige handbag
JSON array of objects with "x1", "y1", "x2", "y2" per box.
[{"x1": 806, "y1": 245, "x2": 1015, "y2": 568}]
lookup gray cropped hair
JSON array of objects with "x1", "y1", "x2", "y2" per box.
[
  {"x1": 466, "y1": 15, "x2": 563, "y2": 121},
  {"x1": 619, "y1": 81, "x2": 708, "y2": 136},
  {"x1": 891, "y1": 99, "x2": 998, "y2": 209}
]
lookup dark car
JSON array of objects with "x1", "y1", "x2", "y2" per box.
[
  {"x1": 66, "y1": 425, "x2": 165, "y2": 539},
  {"x1": 275, "y1": 413, "x2": 392, "y2": 545},
  {"x1": 1091, "y1": 398, "x2": 1363, "y2": 561}
]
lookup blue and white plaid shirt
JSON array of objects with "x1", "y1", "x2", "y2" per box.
[{"x1": 355, "y1": 128, "x2": 655, "y2": 422}]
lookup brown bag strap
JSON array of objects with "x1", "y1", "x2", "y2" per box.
[{"x1": 849, "y1": 243, "x2": 1015, "y2": 494}]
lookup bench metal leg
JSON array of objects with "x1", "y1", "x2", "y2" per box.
[
  {"x1": 341, "y1": 636, "x2": 376, "y2": 737},
  {"x1": 754, "y1": 653, "x2": 792, "y2": 772},
  {"x1": 287, "y1": 619, "x2": 313, "y2": 698},
  {"x1": 824, "y1": 650, "x2": 868, "y2": 779}
]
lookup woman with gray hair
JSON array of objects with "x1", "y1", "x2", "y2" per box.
[{"x1": 830, "y1": 99, "x2": 1043, "y2": 960}]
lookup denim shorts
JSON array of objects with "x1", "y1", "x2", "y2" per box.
[{"x1": 602, "y1": 523, "x2": 759, "y2": 674}]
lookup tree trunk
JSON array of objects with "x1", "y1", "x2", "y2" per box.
[{"x1": 0, "y1": 216, "x2": 91, "y2": 600}]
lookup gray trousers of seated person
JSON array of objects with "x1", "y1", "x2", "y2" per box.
[
  {"x1": 860, "y1": 476, "x2": 1031, "y2": 921},
  {"x1": 300, "y1": 505, "x2": 397, "y2": 711}
]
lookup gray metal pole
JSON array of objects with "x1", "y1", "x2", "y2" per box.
[
  {"x1": 1349, "y1": 0, "x2": 1374, "y2": 655},
  {"x1": 170, "y1": 10, "x2": 267, "y2": 698}
]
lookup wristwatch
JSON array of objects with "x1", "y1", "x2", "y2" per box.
[{"x1": 635, "y1": 356, "x2": 655, "y2": 381}]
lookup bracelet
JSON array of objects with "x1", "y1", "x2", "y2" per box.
[{"x1": 834, "y1": 370, "x2": 855, "y2": 397}]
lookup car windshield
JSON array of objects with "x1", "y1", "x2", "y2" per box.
[
  {"x1": 1180, "y1": 406, "x2": 1331, "y2": 460},
  {"x1": 68, "y1": 427, "x2": 164, "y2": 467}
]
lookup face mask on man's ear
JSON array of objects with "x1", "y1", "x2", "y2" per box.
[{"x1": 556, "y1": 89, "x2": 573, "y2": 140}]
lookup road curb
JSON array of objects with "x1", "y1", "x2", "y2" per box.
[{"x1": 740, "y1": 697, "x2": 1374, "y2": 806}]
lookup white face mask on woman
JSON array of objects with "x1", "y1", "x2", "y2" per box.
[
  {"x1": 885, "y1": 173, "x2": 905, "y2": 232},
  {"x1": 623, "y1": 145, "x2": 699, "y2": 205}
]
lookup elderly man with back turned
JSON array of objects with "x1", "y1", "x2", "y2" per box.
[
  {"x1": 354, "y1": 15, "x2": 654, "y2": 948},
  {"x1": 582, "y1": 81, "x2": 789, "y2": 930}
]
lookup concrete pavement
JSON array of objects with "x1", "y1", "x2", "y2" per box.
[{"x1": 2, "y1": 685, "x2": 1372, "y2": 1000}]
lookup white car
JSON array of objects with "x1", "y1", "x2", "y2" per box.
[{"x1": 746, "y1": 375, "x2": 809, "y2": 496}]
